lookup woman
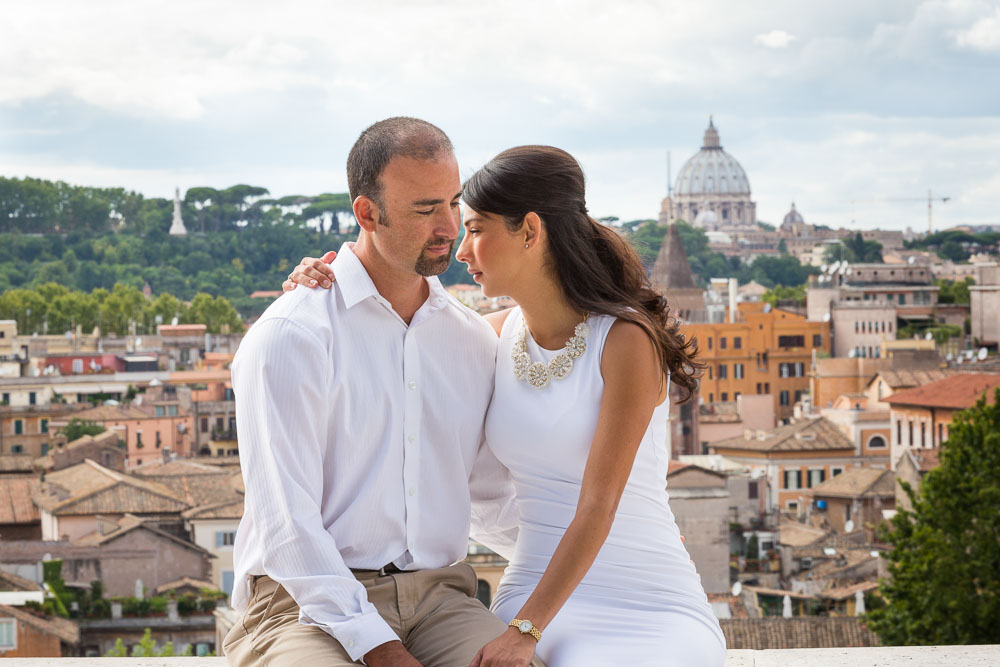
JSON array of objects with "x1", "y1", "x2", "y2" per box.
[{"x1": 284, "y1": 146, "x2": 726, "y2": 667}]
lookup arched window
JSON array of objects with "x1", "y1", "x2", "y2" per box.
[{"x1": 867, "y1": 435, "x2": 887, "y2": 449}]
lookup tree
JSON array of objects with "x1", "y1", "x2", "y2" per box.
[
  {"x1": 866, "y1": 390, "x2": 1000, "y2": 645},
  {"x1": 61, "y1": 419, "x2": 106, "y2": 442}
]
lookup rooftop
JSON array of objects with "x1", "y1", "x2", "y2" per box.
[
  {"x1": 34, "y1": 459, "x2": 188, "y2": 516},
  {"x1": 808, "y1": 467, "x2": 895, "y2": 499},
  {"x1": 0, "y1": 474, "x2": 41, "y2": 525},
  {"x1": 885, "y1": 373, "x2": 1000, "y2": 410},
  {"x1": 711, "y1": 417, "x2": 854, "y2": 454},
  {"x1": 871, "y1": 368, "x2": 952, "y2": 392}
]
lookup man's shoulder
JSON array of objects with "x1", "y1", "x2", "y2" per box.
[
  {"x1": 239, "y1": 289, "x2": 337, "y2": 355},
  {"x1": 438, "y1": 293, "x2": 497, "y2": 345}
]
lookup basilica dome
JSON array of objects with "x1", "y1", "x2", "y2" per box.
[
  {"x1": 674, "y1": 119, "x2": 751, "y2": 196},
  {"x1": 783, "y1": 202, "x2": 804, "y2": 225}
]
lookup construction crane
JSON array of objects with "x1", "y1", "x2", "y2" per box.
[{"x1": 848, "y1": 190, "x2": 950, "y2": 234}]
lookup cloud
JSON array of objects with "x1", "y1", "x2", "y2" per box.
[
  {"x1": 954, "y1": 7, "x2": 1000, "y2": 52},
  {"x1": 753, "y1": 30, "x2": 798, "y2": 49}
]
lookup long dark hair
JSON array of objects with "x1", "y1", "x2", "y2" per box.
[{"x1": 462, "y1": 145, "x2": 702, "y2": 402}]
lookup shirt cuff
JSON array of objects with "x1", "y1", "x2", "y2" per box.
[{"x1": 332, "y1": 611, "x2": 400, "y2": 663}]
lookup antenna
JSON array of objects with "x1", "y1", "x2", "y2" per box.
[{"x1": 667, "y1": 151, "x2": 672, "y2": 198}]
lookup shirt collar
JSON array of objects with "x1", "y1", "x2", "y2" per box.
[{"x1": 334, "y1": 243, "x2": 452, "y2": 315}]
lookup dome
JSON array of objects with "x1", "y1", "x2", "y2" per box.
[
  {"x1": 783, "y1": 202, "x2": 804, "y2": 225},
  {"x1": 673, "y1": 118, "x2": 751, "y2": 197}
]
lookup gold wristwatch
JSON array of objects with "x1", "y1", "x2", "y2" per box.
[{"x1": 509, "y1": 618, "x2": 542, "y2": 642}]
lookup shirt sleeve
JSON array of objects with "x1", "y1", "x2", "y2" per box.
[
  {"x1": 233, "y1": 317, "x2": 399, "y2": 661},
  {"x1": 467, "y1": 435, "x2": 520, "y2": 560}
]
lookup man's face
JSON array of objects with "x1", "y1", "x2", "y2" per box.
[{"x1": 374, "y1": 152, "x2": 462, "y2": 277}]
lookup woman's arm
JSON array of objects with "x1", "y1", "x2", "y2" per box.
[{"x1": 473, "y1": 320, "x2": 664, "y2": 666}]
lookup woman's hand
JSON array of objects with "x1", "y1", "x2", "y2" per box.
[
  {"x1": 281, "y1": 250, "x2": 337, "y2": 292},
  {"x1": 469, "y1": 628, "x2": 537, "y2": 667}
]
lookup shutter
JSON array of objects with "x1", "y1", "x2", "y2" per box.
[{"x1": 216, "y1": 532, "x2": 224, "y2": 548}]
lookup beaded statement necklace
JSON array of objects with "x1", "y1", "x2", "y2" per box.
[{"x1": 512, "y1": 317, "x2": 590, "y2": 389}]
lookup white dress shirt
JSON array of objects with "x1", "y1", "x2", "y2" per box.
[{"x1": 230, "y1": 244, "x2": 517, "y2": 661}]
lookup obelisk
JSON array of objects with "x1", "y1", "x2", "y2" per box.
[{"x1": 169, "y1": 187, "x2": 187, "y2": 236}]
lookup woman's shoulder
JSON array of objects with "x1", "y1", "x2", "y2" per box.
[{"x1": 483, "y1": 307, "x2": 517, "y2": 337}]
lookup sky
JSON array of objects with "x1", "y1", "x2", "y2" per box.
[{"x1": 1, "y1": 0, "x2": 999, "y2": 231}]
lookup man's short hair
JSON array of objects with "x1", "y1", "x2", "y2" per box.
[{"x1": 346, "y1": 117, "x2": 454, "y2": 210}]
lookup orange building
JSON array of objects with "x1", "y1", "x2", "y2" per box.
[{"x1": 682, "y1": 303, "x2": 830, "y2": 421}]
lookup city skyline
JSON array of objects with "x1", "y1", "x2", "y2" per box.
[{"x1": 1, "y1": 0, "x2": 998, "y2": 231}]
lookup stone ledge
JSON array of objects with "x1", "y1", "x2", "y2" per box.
[{"x1": 0, "y1": 646, "x2": 997, "y2": 665}]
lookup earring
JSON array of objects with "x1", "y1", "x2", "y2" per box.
[{"x1": 524, "y1": 243, "x2": 529, "y2": 249}]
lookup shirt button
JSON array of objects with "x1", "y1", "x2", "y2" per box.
[
  {"x1": 409, "y1": 488, "x2": 415, "y2": 496},
  {"x1": 408, "y1": 381, "x2": 416, "y2": 390},
  {"x1": 408, "y1": 434, "x2": 416, "y2": 443},
  {"x1": 347, "y1": 639, "x2": 354, "y2": 648}
]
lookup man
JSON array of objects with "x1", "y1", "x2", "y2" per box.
[{"x1": 224, "y1": 118, "x2": 538, "y2": 666}]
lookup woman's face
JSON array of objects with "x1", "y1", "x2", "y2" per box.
[{"x1": 455, "y1": 204, "x2": 526, "y2": 298}]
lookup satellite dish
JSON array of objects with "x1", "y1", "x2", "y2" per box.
[
  {"x1": 925, "y1": 332, "x2": 933, "y2": 341},
  {"x1": 105, "y1": 399, "x2": 119, "y2": 406},
  {"x1": 946, "y1": 353, "x2": 953, "y2": 361},
  {"x1": 848, "y1": 349, "x2": 857, "y2": 358},
  {"x1": 763, "y1": 303, "x2": 772, "y2": 314},
  {"x1": 979, "y1": 347, "x2": 988, "y2": 361},
  {"x1": 731, "y1": 581, "x2": 743, "y2": 597},
  {"x1": 135, "y1": 337, "x2": 142, "y2": 348},
  {"x1": 823, "y1": 547, "x2": 837, "y2": 556},
  {"x1": 908, "y1": 256, "x2": 916, "y2": 264},
  {"x1": 820, "y1": 264, "x2": 828, "y2": 273},
  {"x1": 822, "y1": 313, "x2": 831, "y2": 323},
  {"x1": 966, "y1": 350, "x2": 975, "y2": 359},
  {"x1": 956, "y1": 357, "x2": 964, "y2": 364},
  {"x1": 64, "y1": 331, "x2": 73, "y2": 339},
  {"x1": 845, "y1": 520, "x2": 855, "y2": 532},
  {"x1": 171, "y1": 317, "x2": 179, "y2": 326}
]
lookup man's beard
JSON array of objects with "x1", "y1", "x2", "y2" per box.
[{"x1": 414, "y1": 238, "x2": 454, "y2": 276}]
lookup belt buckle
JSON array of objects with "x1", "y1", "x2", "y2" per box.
[{"x1": 378, "y1": 565, "x2": 390, "y2": 577}]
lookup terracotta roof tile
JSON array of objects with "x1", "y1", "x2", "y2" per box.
[
  {"x1": 0, "y1": 569, "x2": 42, "y2": 592},
  {"x1": 778, "y1": 521, "x2": 830, "y2": 548},
  {"x1": 720, "y1": 617, "x2": 879, "y2": 649},
  {"x1": 0, "y1": 604, "x2": 79, "y2": 644},
  {"x1": 0, "y1": 456, "x2": 35, "y2": 473},
  {"x1": 809, "y1": 467, "x2": 895, "y2": 498},
  {"x1": 820, "y1": 580, "x2": 880, "y2": 601},
  {"x1": 0, "y1": 475, "x2": 41, "y2": 524},
  {"x1": 34, "y1": 460, "x2": 187, "y2": 515},
  {"x1": 884, "y1": 373, "x2": 1000, "y2": 410},
  {"x1": 68, "y1": 404, "x2": 153, "y2": 422},
  {"x1": 710, "y1": 417, "x2": 854, "y2": 453},
  {"x1": 875, "y1": 368, "x2": 951, "y2": 391}
]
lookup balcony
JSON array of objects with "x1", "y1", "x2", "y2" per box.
[{"x1": 0, "y1": 646, "x2": 995, "y2": 664}]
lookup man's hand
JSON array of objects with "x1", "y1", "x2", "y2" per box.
[
  {"x1": 282, "y1": 250, "x2": 337, "y2": 292},
  {"x1": 364, "y1": 640, "x2": 423, "y2": 667}
]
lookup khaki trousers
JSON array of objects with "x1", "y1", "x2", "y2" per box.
[{"x1": 223, "y1": 563, "x2": 545, "y2": 667}]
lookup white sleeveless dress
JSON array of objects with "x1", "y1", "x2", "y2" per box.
[{"x1": 487, "y1": 309, "x2": 726, "y2": 667}]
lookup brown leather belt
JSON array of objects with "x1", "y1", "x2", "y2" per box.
[{"x1": 352, "y1": 563, "x2": 404, "y2": 576}]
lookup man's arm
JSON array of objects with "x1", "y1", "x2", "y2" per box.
[
  {"x1": 233, "y1": 317, "x2": 400, "y2": 662},
  {"x1": 468, "y1": 436, "x2": 519, "y2": 559}
]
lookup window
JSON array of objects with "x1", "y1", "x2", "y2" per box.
[
  {"x1": 11, "y1": 445, "x2": 23, "y2": 454},
  {"x1": 1, "y1": 393, "x2": 8, "y2": 404},
  {"x1": 897, "y1": 419, "x2": 902, "y2": 445},
  {"x1": 898, "y1": 293, "x2": 905, "y2": 305},
  {"x1": 41, "y1": 443, "x2": 49, "y2": 456},
  {"x1": 201, "y1": 417, "x2": 209, "y2": 433},
  {"x1": 808, "y1": 469, "x2": 826, "y2": 488},
  {"x1": 708, "y1": 366, "x2": 713, "y2": 380},
  {"x1": 707, "y1": 337, "x2": 713, "y2": 350},
  {"x1": 748, "y1": 481, "x2": 759, "y2": 499},
  {"x1": 735, "y1": 363, "x2": 744, "y2": 380},
  {"x1": 938, "y1": 423, "x2": 944, "y2": 446},
  {"x1": 778, "y1": 335, "x2": 805, "y2": 348},
  {"x1": 889, "y1": 321, "x2": 893, "y2": 333},
  {"x1": 136, "y1": 431, "x2": 144, "y2": 448},
  {"x1": 156, "y1": 432, "x2": 161, "y2": 449},
  {"x1": 795, "y1": 362, "x2": 805, "y2": 377},
  {"x1": 216, "y1": 417, "x2": 224, "y2": 430},
  {"x1": 0, "y1": 618, "x2": 16, "y2": 650},
  {"x1": 216, "y1": 530, "x2": 237, "y2": 547},
  {"x1": 784, "y1": 469, "x2": 802, "y2": 489},
  {"x1": 167, "y1": 405, "x2": 178, "y2": 416},
  {"x1": 28, "y1": 392, "x2": 36, "y2": 405},
  {"x1": 721, "y1": 392, "x2": 728, "y2": 401},
  {"x1": 734, "y1": 337, "x2": 742, "y2": 350},
  {"x1": 908, "y1": 420, "x2": 914, "y2": 445},
  {"x1": 868, "y1": 435, "x2": 887, "y2": 449},
  {"x1": 735, "y1": 392, "x2": 741, "y2": 399},
  {"x1": 813, "y1": 334, "x2": 822, "y2": 347},
  {"x1": 855, "y1": 322, "x2": 859, "y2": 333},
  {"x1": 764, "y1": 383, "x2": 770, "y2": 394},
  {"x1": 222, "y1": 571, "x2": 235, "y2": 595},
  {"x1": 709, "y1": 393, "x2": 714, "y2": 402},
  {"x1": 72, "y1": 358, "x2": 84, "y2": 373},
  {"x1": 720, "y1": 337, "x2": 727, "y2": 350},
  {"x1": 718, "y1": 364, "x2": 727, "y2": 379},
  {"x1": 155, "y1": 406, "x2": 165, "y2": 417},
  {"x1": 780, "y1": 391, "x2": 789, "y2": 406},
  {"x1": 756, "y1": 382, "x2": 762, "y2": 394},
  {"x1": 921, "y1": 422, "x2": 926, "y2": 448},
  {"x1": 780, "y1": 363, "x2": 790, "y2": 378},
  {"x1": 831, "y1": 467, "x2": 844, "y2": 477},
  {"x1": 40, "y1": 419, "x2": 48, "y2": 433},
  {"x1": 14, "y1": 420, "x2": 23, "y2": 435},
  {"x1": 794, "y1": 390, "x2": 802, "y2": 403}
]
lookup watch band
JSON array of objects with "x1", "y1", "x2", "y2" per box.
[{"x1": 509, "y1": 618, "x2": 542, "y2": 642}]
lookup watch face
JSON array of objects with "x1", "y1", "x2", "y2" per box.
[{"x1": 519, "y1": 621, "x2": 532, "y2": 633}]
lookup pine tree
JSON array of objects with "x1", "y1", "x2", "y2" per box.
[{"x1": 866, "y1": 390, "x2": 1000, "y2": 644}]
